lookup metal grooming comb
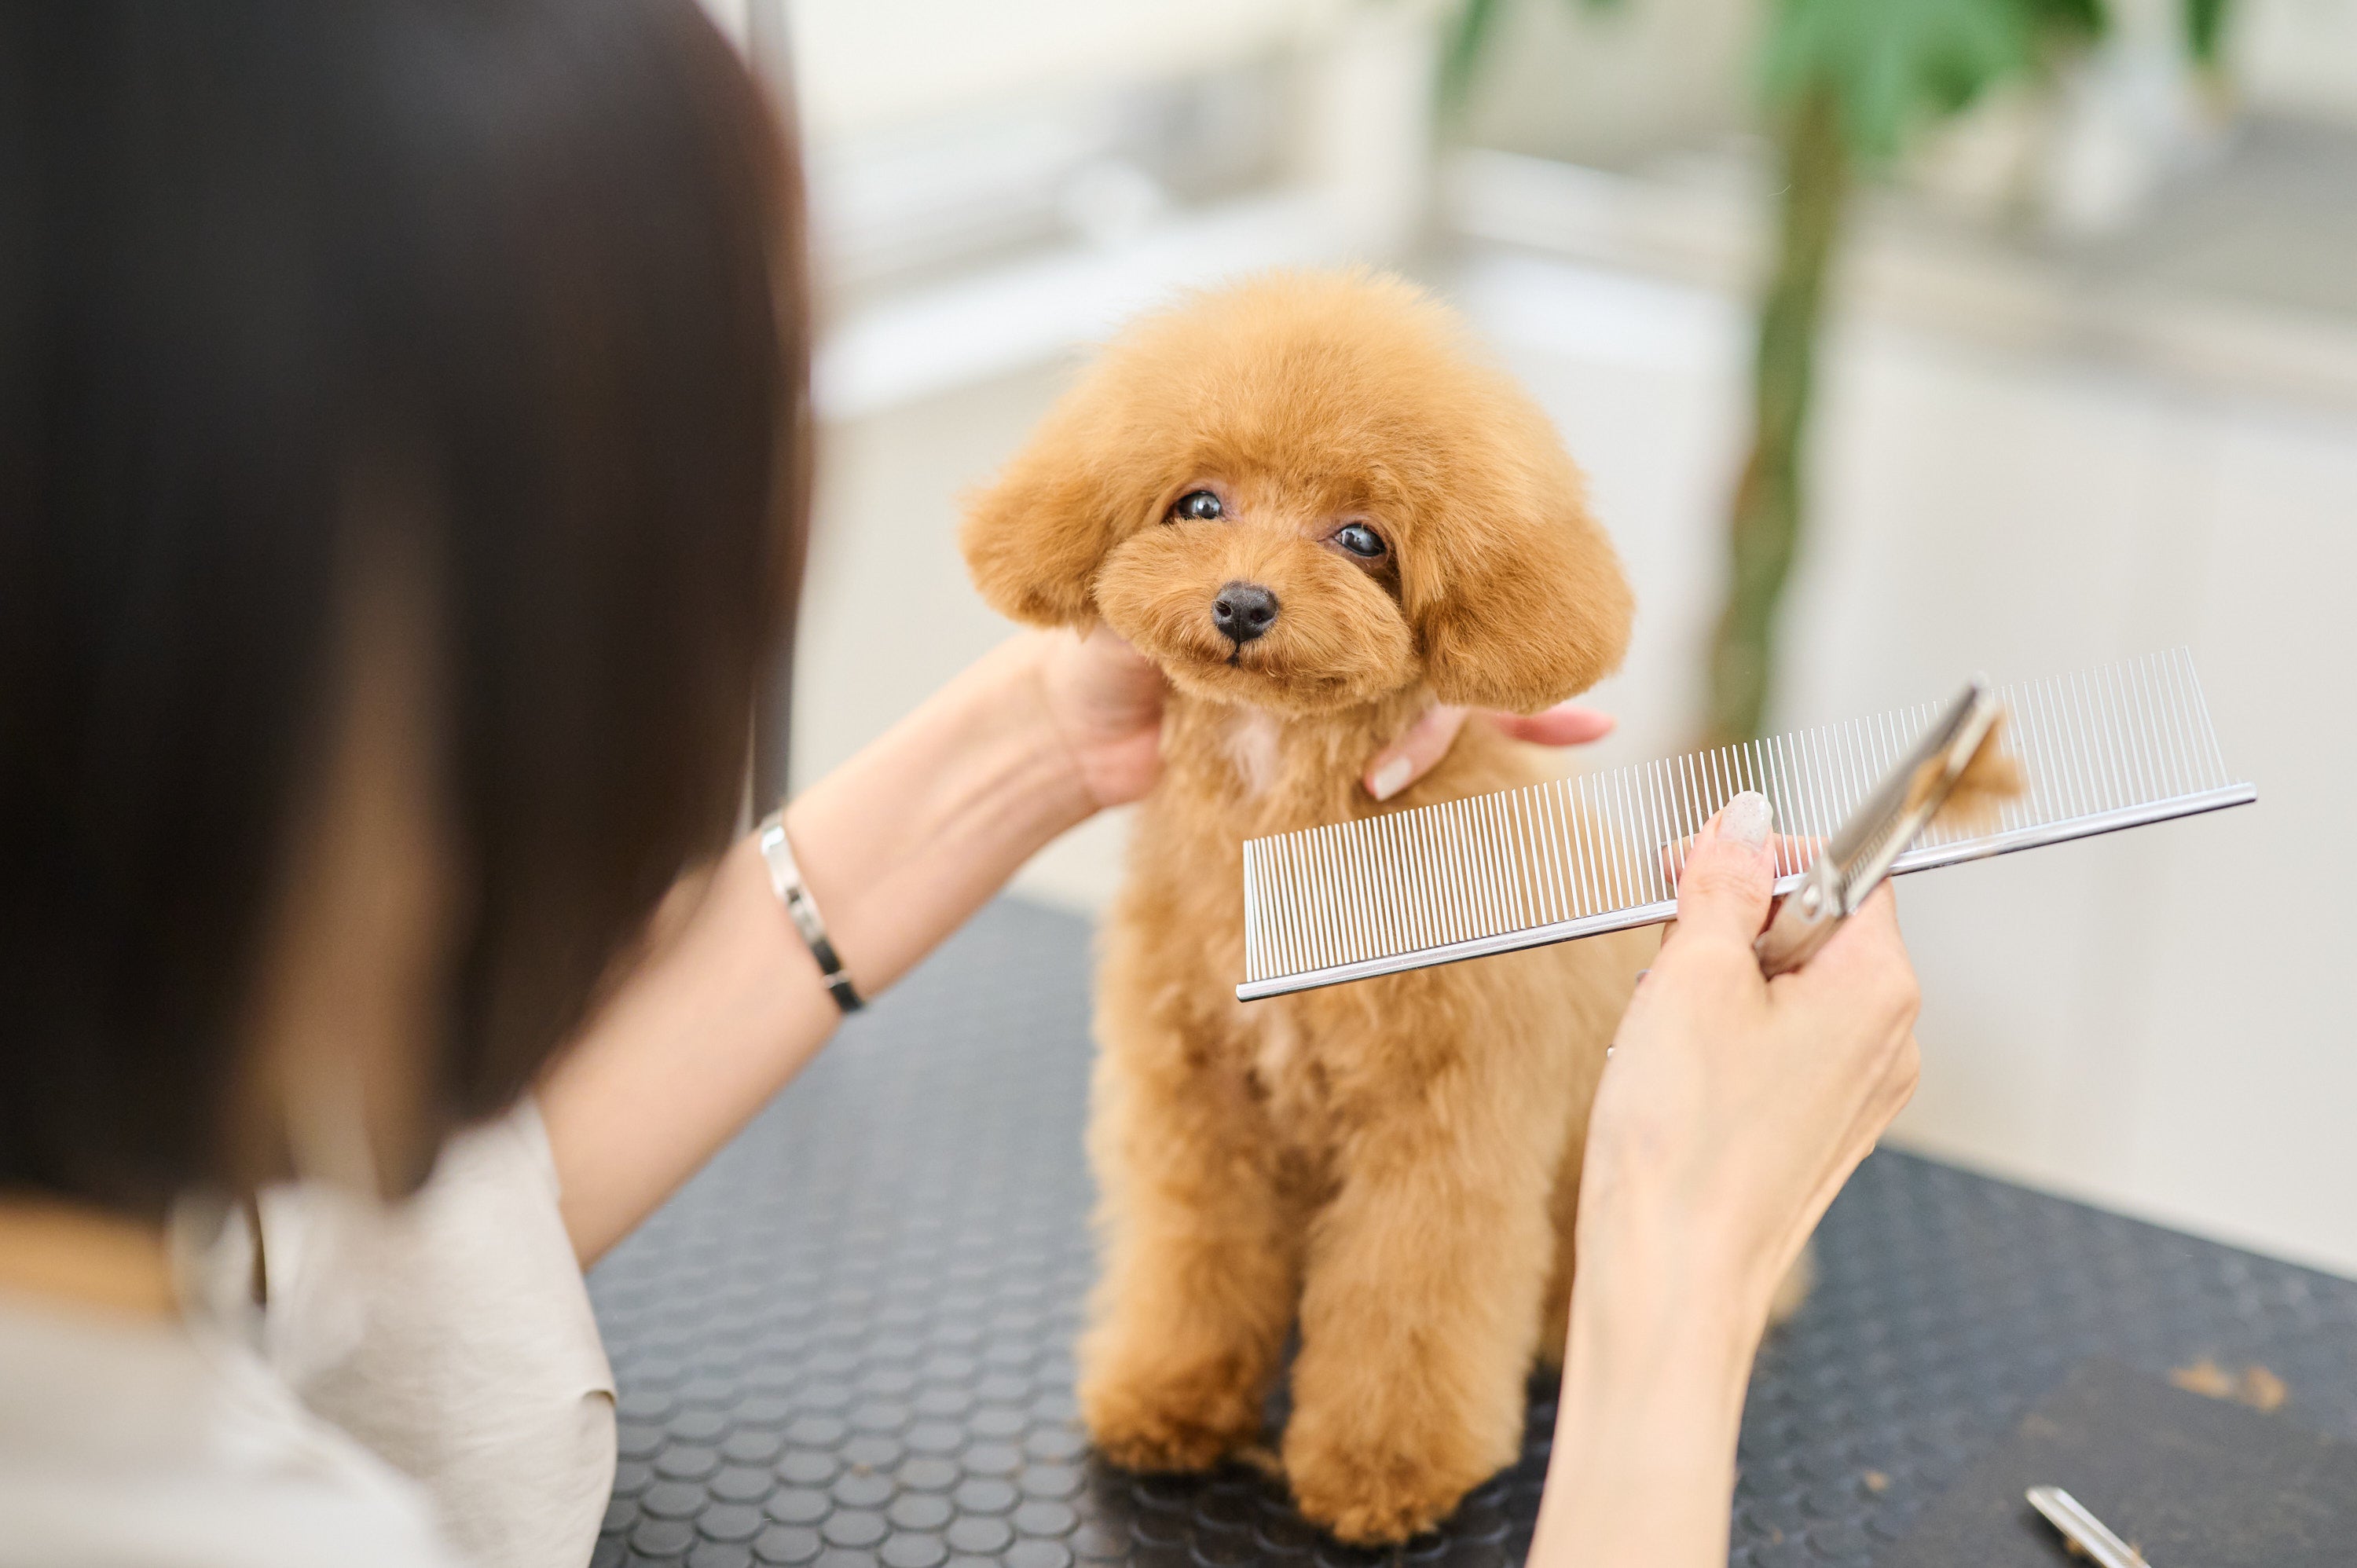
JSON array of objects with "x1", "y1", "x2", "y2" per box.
[{"x1": 1237, "y1": 649, "x2": 2255, "y2": 1001}]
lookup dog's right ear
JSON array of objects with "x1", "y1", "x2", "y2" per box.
[{"x1": 959, "y1": 404, "x2": 1132, "y2": 628}]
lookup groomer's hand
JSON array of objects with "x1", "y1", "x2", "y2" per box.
[
  {"x1": 1582, "y1": 793, "x2": 1923, "y2": 1321},
  {"x1": 1364, "y1": 701, "x2": 1615, "y2": 801},
  {"x1": 1035, "y1": 624, "x2": 1166, "y2": 809},
  {"x1": 1530, "y1": 796, "x2": 1921, "y2": 1568}
]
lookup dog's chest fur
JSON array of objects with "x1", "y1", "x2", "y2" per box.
[
  {"x1": 1218, "y1": 709, "x2": 1285, "y2": 799},
  {"x1": 1119, "y1": 693, "x2": 1527, "y2": 1142}
]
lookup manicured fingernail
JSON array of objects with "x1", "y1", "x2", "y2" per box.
[
  {"x1": 1721, "y1": 789, "x2": 1773, "y2": 848},
  {"x1": 1369, "y1": 755, "x2": 1412, "y2": 802}
]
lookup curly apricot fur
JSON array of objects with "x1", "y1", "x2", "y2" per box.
[{"x1": 963, "y1": 270, "x2": 1652, "y2": 1543}]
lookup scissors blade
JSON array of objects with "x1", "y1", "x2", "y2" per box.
[{"x1": 2027, "y1": 1485, "x2": 2151, "y2": 1568}]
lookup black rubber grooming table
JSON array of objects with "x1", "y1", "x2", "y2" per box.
[{"x1": 589, "y1": 899, "x2": 2357, "y2": 1568}]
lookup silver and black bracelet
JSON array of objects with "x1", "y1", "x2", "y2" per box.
[{"x1": 755, "y1": 808, "x2": 864, "y2": 1014}]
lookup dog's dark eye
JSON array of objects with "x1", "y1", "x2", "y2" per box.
[
  {"x1": 1333, "y1": 522, "x2": 1385, "y2": 559},
  {"x1": 1173, "y1": 489, "x2": 1223, "y2": 522}
]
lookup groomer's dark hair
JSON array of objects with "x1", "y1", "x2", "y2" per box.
[{"x1": 0, "y1": 0, "x2": 808, "y2": 1214}]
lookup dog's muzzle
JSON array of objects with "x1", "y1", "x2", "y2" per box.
[{"x1": 1211, "y1": 581, "x2": 1279, "y2": 650}]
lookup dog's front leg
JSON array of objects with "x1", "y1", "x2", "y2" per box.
[
  {"x1": 1077, "y1": 1009, "x2": 1299, "y2": 1473},
  {"x1": 1283, "y1": 1057, "x2": 1562, "y2": 1544}
]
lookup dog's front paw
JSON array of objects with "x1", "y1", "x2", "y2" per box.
[
  {"x1": 1281, "y1": 1420, "x2": 1497, "y2": 1545},
  {"x1": 1080, "y1": 1351, "x2": 1263, "y2": 1473}
]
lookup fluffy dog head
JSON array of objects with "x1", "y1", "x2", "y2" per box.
[{"x1": 962, "y1": 270, "x2": 1632, "y2": 716}]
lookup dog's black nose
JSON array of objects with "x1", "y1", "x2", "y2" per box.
[{"x1": 1211, "y1": 581, "x2": 1280, "y2": 644}]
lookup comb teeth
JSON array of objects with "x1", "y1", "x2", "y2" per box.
[{"x1": 1239, "y1": 649, "x2": 2255, "y2": 1000}]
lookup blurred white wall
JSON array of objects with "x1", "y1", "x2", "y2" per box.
[
  {"x1": 1456, "y1": 0, "x2": 1754, "y2": 165},
  {"x1": 779, "y1": 2, "x2": 2357, "y2": 1274},
  {"x1": 1770, "y1": 292, "x2": 2357, "y2": 1279},
  {"x1": 2242, "y1": 0, "x2": 2357, "y2": 126}
]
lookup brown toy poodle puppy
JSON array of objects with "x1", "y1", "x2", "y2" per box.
[{"x1": 961, "y1": 269, "x2": 1651, "y2": 1544}]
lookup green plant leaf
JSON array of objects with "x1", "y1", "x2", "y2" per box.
[
  {"x1": 1439, "y1": 0, "x2": 1508, "y2": 111},
  {"x1": 2030, "y1": 0, "x2": 2106, "y2": 35},
  {"x1": 2185, "y1": 0, "x2": 2230, "y2": 63},
  {"x1": 1763, "y1": 0, "x2": 2107, "y2": 159}
]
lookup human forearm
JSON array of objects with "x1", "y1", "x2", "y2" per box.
[
  {"x1": 1528, "y1": 1229, "x2": 1766, "y2": 1568},
  {"x1": 782, "y1": 636, "x2": 1098, "y2": 996},
  {"x1": 1527, "y1": 797, "x2": 1921, "y2": 1566},
  {"x1": 540, "y1": 636, "x2": 1100, "y2": 1266}
]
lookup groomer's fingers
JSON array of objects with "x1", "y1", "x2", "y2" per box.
[
  {"x1": 1367, "y1": 702, "x2": 1618, "y2": 800},
  {"x1": 1488, "y1": 703, "x2": 1615, "y2": 747},
  {"x1": 1365, "y1": 703, "x2": 1470, "y2": 801},
  {"x1": 1781, "y1": 881, "x2": 1919, "y2": 1027},
  {"x1": 1664, "y1": 792, "x2": 1777, "y2": 951}
]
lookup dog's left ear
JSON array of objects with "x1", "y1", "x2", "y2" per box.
[
  {"x1": 1410, "y1": 449, "x2": 1633, "y2": 714},
  {"x1": 959, "y1": 398, "x2": 1134, "y2": 628}
]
